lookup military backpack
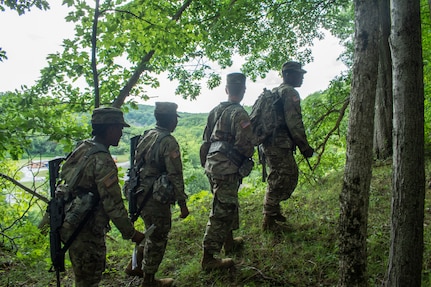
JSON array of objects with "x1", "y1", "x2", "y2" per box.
[{"x1": 249, "y1": 88, "x2": 284, "y2": 145}]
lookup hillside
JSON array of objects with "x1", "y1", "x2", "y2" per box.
[{"x1": 2, "y1": 161, "x2": 431, "y2": 286}]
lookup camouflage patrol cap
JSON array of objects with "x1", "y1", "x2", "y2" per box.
[
  {"x1": 91, "y1": 107, "x2": 130, "y2": 127},
  {"x1": 226, "y1": 72, "x2": 246, "y2": 86},
  {"x1": 154, "y1": 102, "x2": 180, "y2": 117},
  {"x1": 282, "y1": 61, "x2": 307, "y2": 73}
]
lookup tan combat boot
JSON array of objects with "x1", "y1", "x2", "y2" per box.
[
  {"x1": 141, "y1": 273, "x2": 174, "y2": 287},
  {"x1": 125, "y1": 246, "x2": 144, "y2": 278},
  {"x1": 201, "y1": 249, "x2": 234, "y2": 271},
  {"x1": 262, "y1": 214, "x2": 285, "y2": 232},
  {"x1": 223, "y1": 231, "x2": 244, "y2": 255}
]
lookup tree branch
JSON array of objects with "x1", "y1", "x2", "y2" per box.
[
  {"x1": 0, "y1": 173, "x2": 49, "y2": 203},
  {"x1": 112, "y1": 0, "x2": 193, "y2": 108},
  {"x1": 92, "y1": 0, "x2": 100, "y2": 108},
  {"x1": 314, "y1": 97, "x2": 350, "y2": 168}
]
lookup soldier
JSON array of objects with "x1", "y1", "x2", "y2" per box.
[
  {"x1": 200, "y1": 73, "x2": 255, "y2": 271},
  {"x1": 59, "y1": 107, "x2": 145, "y2": 287},
  {"x1": 261, "y1": 61, "x2": 314, "y2": 232},
  {"x1": 125, "y1": 102, "x2": 189, "y2": 287}
]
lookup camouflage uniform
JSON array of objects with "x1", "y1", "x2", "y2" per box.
[
  {"x1": 262, "y1": 62, "x2": 313, "y2": 217},
  {"x1": 135, "y1": 103, "x2": 187, "y2": 276},
  {"x1": 60, "y1": 107, "x2": 139, "y2": 287},
  {"x1": 202, "y1": 73, "x2": 255, "y2": 256}
]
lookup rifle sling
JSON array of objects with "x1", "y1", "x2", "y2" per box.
[
  {"x1": 132, "y1": 185, "x2": 153, "y2": 223},
  {"x1": 60, "y1": 204, "x2": 97, "y2": 254}
]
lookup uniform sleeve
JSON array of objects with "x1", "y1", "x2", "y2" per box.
[
  {"x1": 161, "y1": 136, "x2": 187, "y2": 202},
  {"x1": 281, "y1": 86, "x2": 312, "y2": 153},
  {"x1": 93, "y1": 153, "x2": 135, "y2": 239},
  {"x1": 232, "y1": 107, "x2": 255, "y2": 158}
]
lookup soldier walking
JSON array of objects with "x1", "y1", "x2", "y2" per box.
[
  {"x1": 261, "y1": 61, "x2": 314, "y2": 232},
  {"x1": 200, "y1": 73, "x2": 255, "y2": 270}
]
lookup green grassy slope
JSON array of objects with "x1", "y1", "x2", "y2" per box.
[{"x1": 2, "y1": 161, "x2": 430, "y2": 287}]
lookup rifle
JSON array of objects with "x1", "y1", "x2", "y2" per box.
[
  {"x1": 128, "y1": 135, "x2": 143, "y2": 223},
  {"x1": 258, "y1": 145, "x2": 267, "y2": 182},
  {"x1": 47, "y1": 157, "x2": 65, "y2": 287}
]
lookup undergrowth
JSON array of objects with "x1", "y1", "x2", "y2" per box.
[{"x1": 1, "y1": 161, "x2": 431, "y2": 287}]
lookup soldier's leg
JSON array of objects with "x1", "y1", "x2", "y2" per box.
[
  {"x1": 263, "y1": 147, "x2": 298, "y2": 217},
  {"x1": 69, "y1": 232, "x2": 106, "y2": 287},
  {"x1": 141, "y1": 197, "x2": 172, "y2": 275},
  {"x1": 202, "y1": 176, "x2": 239, "y2": 270}
]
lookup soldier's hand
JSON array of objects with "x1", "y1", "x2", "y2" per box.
[
  {"x1": 179, "y1": 205, "x2": 190, "y2": 219},
  {"x1": 131, "y1": 230, "x2": 145, "y2": 244},
  {"x1": 302, "y1": 146, "x2": 314, "y2": 158}
]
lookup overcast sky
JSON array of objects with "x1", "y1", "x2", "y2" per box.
[{"x1": 0, "y1": 2, "x2": 347, "y2": 113}]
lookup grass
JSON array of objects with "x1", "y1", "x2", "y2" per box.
[{"x1": 1, "y1": 160, "x2": 431, "y2": 286}]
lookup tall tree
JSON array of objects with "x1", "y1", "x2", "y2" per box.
[
  {"x1": 338, "y1": 0, "x2": 379, "y2": 286},
  {"x1": 386, "y1": 0, "x2": 425, "y2": 285},
  {"x1": 373, "y1": 0, "x2": 393, "y2": 160}
]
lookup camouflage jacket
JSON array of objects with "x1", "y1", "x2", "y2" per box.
[
  {"x1": 61, "y1": 138, "x2": 135, "y2": 239},
  {"x1": 202, "y1": 101, "x2": 254, "y2": 175},
  {"x1": 135, "y1": 126, "x2": 187, "y2": 204},
  {"x1": 269, "y1": 83, "x2": 312, "y2": 153}
]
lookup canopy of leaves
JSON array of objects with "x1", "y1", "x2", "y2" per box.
[
  {"x1": 35, "y1": 0, "x2": 351, "y2": 107},
  {"x1": 0, "y1": 0, "x2": 49, "y2": 14}
]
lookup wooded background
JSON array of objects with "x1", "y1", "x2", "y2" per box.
[{"x1": 0, "y1": 0, "x2": 429, "y2": 286}]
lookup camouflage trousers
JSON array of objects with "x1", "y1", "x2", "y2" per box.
[
  {"x1": 61, "y1": 228, "x2": 106, "y2": 287},
  {"x1": 203, "y1": 174, "x2": 241, "y2": 254},
  {"x1": 139, "y1": 195, "x2": 172, "y2": 274},
  {"x1": 262, "y1": 145, "x2": 298, "y2": 216}
]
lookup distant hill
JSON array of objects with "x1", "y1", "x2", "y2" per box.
[{"x1": 124, "y1": 104, "x2": 208, "y2": 128}]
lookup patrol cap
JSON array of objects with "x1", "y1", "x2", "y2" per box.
[
  {"x1": 226, "y1": 72, "x2": 246, "y2": 86},
  {"x1": 154, "y1": 102, "x2": 180, "y2": 117},
  {"x1": 91, "y1": 107, "x2": 130, "y2": 127},
  {"x1": 282, "y1": 61, "x2": 307, "y2": 74}
]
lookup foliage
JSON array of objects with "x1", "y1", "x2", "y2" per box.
[
  {"x1": 0, "y1": 0, "x2": 49, "y2": 15},
  {"x1": 295, "y1": 73, "x2": 351, "y2": 180},
  {"x1": 422, "y1": 0, "x2": 431, "y2": 152},
  {"x1": 2, "y1": 157, "x2": 431, "y2": 286},
  {"x1": 32, "y1": 0, "x2": 351, "y2": 108},
  {"x1": 0, "y1": 90, "x2": 90, "y2": 160}
]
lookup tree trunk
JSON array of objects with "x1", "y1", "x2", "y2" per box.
[
  {"x1": 373, "y1": 0, "x2": 392, "y2": 160},
  {"x1": 386, "y1": 0, "x2": 425, "y2": 286},
  {"x1": 338, "y1": 0, "x2": 379, "y2": 286}
]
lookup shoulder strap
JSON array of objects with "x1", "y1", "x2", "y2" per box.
[
  {"x1": 133, "y1": 130, "x2": 171, "y2": 171},
  {"x1": 152, "y1": 132, "x2": 171, "y2": 167},
  {"x1": 208, "y1": 102, "x2": 237, "y2": 139},
  {"x1": 66, "y1": 141, "x2": 108, "y2": 188}
]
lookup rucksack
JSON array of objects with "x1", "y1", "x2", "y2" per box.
[{"x1": 249, "y1": 88, "x2": 283, "y2": 145}]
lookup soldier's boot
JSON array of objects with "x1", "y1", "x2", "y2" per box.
[
  {"x1": 125, "y1": 246, "x2": 144, "y2": 278},
  {"x1": 262, "y1": 214, "x2": 284, "y2": 232},
  {"x1": 273, "y1": 213, "x2": 287, "y2": 222},
  {"x1": 141, "y1": 273, "x2": 174, "y2": 287},
  {"x1": 223, "y1": 231, "x2": 244, "y2": 254},
  {"x1": 201, "y1": 249, "x2": 234, "y2": 271}
]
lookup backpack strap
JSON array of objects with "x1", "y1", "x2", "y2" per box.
[
  {"x1": 66, "y1": 141, "x2": 108, "y2": 189},
  {"x1": 152, "y1": 132, "x2": 172, "y2": 168},
  {"x1": 209, "y1": 102, "x2": 237, "y2": 140}
]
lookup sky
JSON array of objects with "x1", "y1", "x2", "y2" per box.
[{"x1": 0, "y1": 2, "x2": 347, "y2": 114}]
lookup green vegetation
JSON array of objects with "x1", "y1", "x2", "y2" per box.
[{"x1": 2, "y1": 158, "x2": 430, "y2": 286}]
